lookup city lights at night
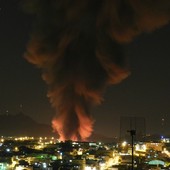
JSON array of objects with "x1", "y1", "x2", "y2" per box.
[{"x1": 0, "y1": 0, "x2": 170, "y2": 169}]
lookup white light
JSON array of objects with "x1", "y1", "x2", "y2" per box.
[
  {"x1": 85, "y1": 167, "x2": 91, "y2": 170},
  {"x1": 43, "y1": 163, "x2": 47, "y2": 168},
  {"x1": 99, "y1": 162, "x2": 106, "y2": 167},
  {"x1": 15, "y1": 165, "x2": 25, "y2": 170},
  {"x1": 85, "y1": 166, "x2": 96, "y2": 170},
  {"x1": 6, "y1": 148, "x2": 10, "y2": 152}
]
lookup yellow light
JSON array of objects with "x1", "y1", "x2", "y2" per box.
[
  {"x1": 122, "y1": 141, "x2": 127, "y2": 147},
  {"x1": 14, "y1": 147, "x2": 19, "y2": 152},
  {"x1": 19, "y1": 137, "x2": 23, "y2": 141}
]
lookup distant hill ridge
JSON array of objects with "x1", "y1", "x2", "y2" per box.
[
  {"x1": 0, "y1": 113, "x2": 54, "y2": 137},
  {"x1": 0, "y1": 113, "x2": 114, "y2": 142}
]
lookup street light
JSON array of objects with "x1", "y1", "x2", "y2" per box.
[{"x1": 127, "y1": 130, "x2": 136, "y2": 170}]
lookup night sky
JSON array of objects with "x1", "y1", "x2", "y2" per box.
[{"x1": 0, "y1": 1, "x2": 170, "y2": 138}]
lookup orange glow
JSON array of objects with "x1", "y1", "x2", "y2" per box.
[
  {"x1": 76, "y1": 105, "x2": 93, "y2": 141},
  {"x1": 52, "y1": 116, "x2": 78, "y2": 141}
]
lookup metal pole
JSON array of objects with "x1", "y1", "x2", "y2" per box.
[
  {"x1": 132, "y1": 133, "x2": 134, "y2": 170},
  {"x1": 127, "y1": 130, "x2": 136, "y2": 170}
]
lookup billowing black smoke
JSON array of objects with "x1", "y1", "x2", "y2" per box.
[{"x1": 23, "y1": 0, "x2": 170, "y2": 141}]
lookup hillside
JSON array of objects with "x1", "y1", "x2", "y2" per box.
[
  {"x1": 0, "y1": 113, "x2": 114, "y2": 142},
  {"x1": 0, "y1": 113, "x2": 54, "y2": 137}
]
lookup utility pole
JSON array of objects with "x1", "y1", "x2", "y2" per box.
[{"x1": 127, "y1": 130, "x2": 136, "y2": 170}]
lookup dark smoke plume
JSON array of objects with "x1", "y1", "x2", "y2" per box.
[{"x1": 23, "y1": 0, "x2": 170, "y2": 141}]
